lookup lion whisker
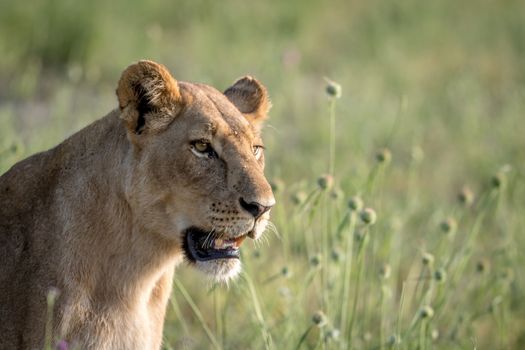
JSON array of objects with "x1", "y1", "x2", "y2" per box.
[
  {"x1": 266, "y1": 221, "x2": 281, "y2": 240},
  {"x1": 203, "y1": 227, "x2": 217, "y2": 249}
]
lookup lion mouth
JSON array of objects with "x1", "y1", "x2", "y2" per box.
[{"x1": 183, "y1": 227, "x2": 248, "y2": 262}]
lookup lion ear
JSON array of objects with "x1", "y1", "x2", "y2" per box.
[
  {"x1": 116, "y1": 60, "x2": 184, "y2": 136},
  {"x1": 224, "y1": 76, "x2": 271, "y2": 130}
]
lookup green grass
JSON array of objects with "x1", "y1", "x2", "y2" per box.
[{"x1": 1, "y1": 0, "x2": 524, "y2": 348}]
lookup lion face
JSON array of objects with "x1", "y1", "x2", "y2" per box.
[{"x1": 116, "y1": 61, "x2": 275, "y2": 281}]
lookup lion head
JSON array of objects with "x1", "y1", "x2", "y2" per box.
[{"x1": 116, "y1": 60, "x2": 275, "y2": 281}]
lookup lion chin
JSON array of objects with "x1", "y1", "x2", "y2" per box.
[
  {"x1": 181, "y1": 225, "x2": 265, "y2": 283},
  {"x1": 195, "y1": 259, "x2": 242, "y2": 283}
]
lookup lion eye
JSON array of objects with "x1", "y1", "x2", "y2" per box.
[
  {"x1": 194, "y1": 141, "x2": 208, "y2": 152},
  {"x1": 191, "y1": 140, "x2": 218, "y2": 159},
  {"x1": 253, "y1": 145, "x2": 264, "y2": 160}
]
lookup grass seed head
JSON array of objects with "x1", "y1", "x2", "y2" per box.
[
  {"x1": 5, "y1": 139, "x2": 25, "y2": 157},
  {"x1": 434, "y1": 268, "x2": 447, "y2": 283},
  {"x1": 348, "y1": 196, "x2": 364, "y2": 211},
  {"x1": 309, "y1": 254, "x2": 322, "y2": 268},
  {"x1": 330, "y1": 248, "x2": 343, "y2": 263},
  {"x1": 325, "y1": 328, "x2": 340, "y2": 342},
  {"x1": 363, "y1": 332, "x2": 372, "y2": 342},
  {"x1": 376, "y1": 148, "x2": 392, "y2": 164},
  {"x1": 312, "y1": 310, "x2": 328, "y2": 327},
  {"x1": 458, "y1": 186, "x2": 474, "y2": 206},
  {"x1": 325, "y1": 79, "x2": 342, "y2": 98},
  {"x1": 281, "y1": 266, "x2": 292, "y2": 278},
  {"x1": 387, "y1": 334, "x2": 401, "y2": 347},
  {"x1": 499, "y1": 267, "x2": 514, "y2": 282},
  {"x1": 317, "y1": 174, "x2": 334, "y2": 190},
  {"x1": 421, "y1": 252, "x2": 435, "y2": 266},
  {"x1": 291, "y1": 191, "x2": 307, "y2": 205},
  {"x1": 379, "y1": 263, "x2": 392, "y2": 279},
  {"x1": 476, "y1": 259, "x2": 490, "y2": 274},
  {"x1": 440, "y1": 217, "x2": 457, "y2": 235},
  {"x1": 431, "y1": 329, "x2": 439, "y2": 341},
  {"x1": 330, "y1": 188, "x2": 343, "y2": 200},
  {"x1": 491, "y1": 171, "x2": 506, "y2": 189},
  {"x1": 359, "y1": 208, "x2": 377, "y2": 225},
  {"x1": 419, "y1": 305, "x2": 434, "y2": 319},
  {"x1": 270, "y1": 178, "x2": 284, "y2": 193}
]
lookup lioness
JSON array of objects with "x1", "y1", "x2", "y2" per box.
[{"x1": 0, "y1": 60, "x2": 275, "y2": 349}]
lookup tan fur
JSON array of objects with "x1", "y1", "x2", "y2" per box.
[
  {"x1": 0, "y1": 60, "x2": 274, "y2": 349},
  {"x1": 224, "y1": 75, "x2": 272, "y2": 129}
]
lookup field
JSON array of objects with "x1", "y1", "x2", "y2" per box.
[{"x1": 1, "y1": 0, "x2": 524, "y2": 348}]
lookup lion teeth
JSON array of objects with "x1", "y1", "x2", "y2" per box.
[
  {"x1": 233, "y1": 235, "x2": 246, "y2": 248},
  {"x1": 214, "y1": 238, "x2": 224, "y2": 249},
  {"x1": 213, "y1": 237, "x2": 237, "y2": 250}
]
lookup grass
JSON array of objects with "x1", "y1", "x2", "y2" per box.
[{"x1": 1, "y1": 0, "x2": 524, "y2": 348}]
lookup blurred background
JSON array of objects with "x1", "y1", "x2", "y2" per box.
[{"x1": 1, "y1": 0, "x2": 524, "y2": 349}]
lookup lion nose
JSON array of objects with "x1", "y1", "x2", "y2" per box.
[{"x1": 239, "y1": 197, "x2": 273, "y2": 219}]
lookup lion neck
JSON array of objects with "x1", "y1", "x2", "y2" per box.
[{"x1": 53, "y1": 110, "x2": 182, "y2": 309}]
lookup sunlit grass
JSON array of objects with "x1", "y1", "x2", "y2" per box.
[{"x1": 1, "y1": 0, "x2": 524, "y2": 349}]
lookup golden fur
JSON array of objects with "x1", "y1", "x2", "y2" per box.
[{"x1": 0, "y1": 60, "x2": 274, "y2": 349}]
